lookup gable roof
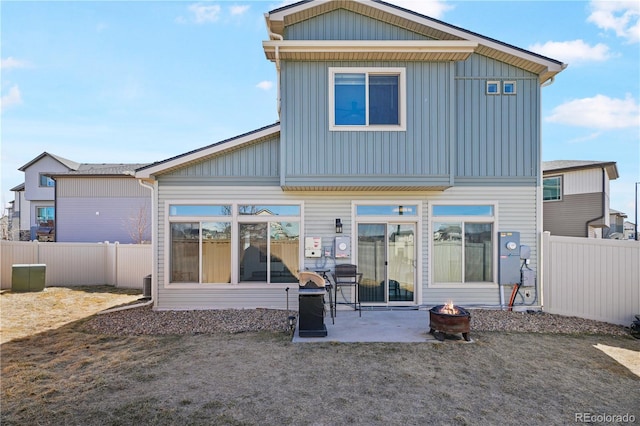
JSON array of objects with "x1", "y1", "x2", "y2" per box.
[
  {"x1": 46, "y1": 163, "x2": 150, "y2": 177},
  {"x1": 18, "y1": 152, "x2": 81, "y2": 172},
  {"x1": 264, "y1": 0, "x2": 566, "y2": 83},
  {"x1": 543, "y1": 160, "x2": 619, "y2": 180},
  {"x1": 10, "y1": 182, "x2": 25, "y2": 192},
  {"x1": 135, "y1": 123, "x2": 281, "y2": 179}
]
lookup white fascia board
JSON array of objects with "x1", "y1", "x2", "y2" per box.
[
  {"x1": 363, "y1": 1, "x2": 565, "y2": 71},
  {"x1": 267, "y1": 0, "x2": 564, "y2": 72},
  {"x1": 135, "y1": 124, "x2": 281, "y2": 179},
  {"x1": 263, "y1": 40, "x2": 478, "y2": 54},
  {"x1": 268, "y1": 0, "x2": 333, "y2": 21}
]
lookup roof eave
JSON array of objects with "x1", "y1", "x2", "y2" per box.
[{"x1": 136, "y1": 123, "x2": 281, "y2": 179}]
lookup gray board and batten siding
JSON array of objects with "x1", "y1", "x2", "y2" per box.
[
  {"x1": 159, "y1": 134, "x2": 280, "y2": 186},
  {"x1": 278, "y1": 9, "x2": 541, "y2": 189},
  {"x1": 283, "y1": 8, "x2": 434, "y2": 41}
]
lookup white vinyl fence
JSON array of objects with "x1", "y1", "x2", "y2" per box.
[
  {"x1": 542, "y1": 232, "x2": 640, "y2": 326},
  {"x1": 3, "y1": 236, "x2": 638, "y2": 326},
  {"x1": 1, "y1": 241, "x2": 151, "y2": 290}
]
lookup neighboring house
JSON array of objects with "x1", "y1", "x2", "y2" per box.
[
  {"x1": 16, "y1": 152, "x2": 78, "y2": 241},
  {"x1": 47, "y1": 164, "x2": 151, "y2": 243},
  {"x1": 542, "y1": 160, "x2": 619, "y2": 238},
  {"x1": 10, "y1": 152, "x2": 151, "y2": 243},
  {"x1": 136, "y1": 0, "x2": 566, "y2": 311},
  {"x1": 8, "y1": 183, "x2": 26, "y2": 240},
  {"x1": 624, "y1": 221, "x2": 636, "y2": 241},
  {"x1": 606, "y1": 209, "x2": 627, "y2": 239}
]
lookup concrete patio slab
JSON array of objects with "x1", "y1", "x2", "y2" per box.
[{"x1": 292, "y1": 308, "x2": 473, "y2": 343}]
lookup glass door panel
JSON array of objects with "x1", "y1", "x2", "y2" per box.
[
  {"x1": 357, "y1": 223, "x2": 386, "y2": 303},
  {"x1": 387, "y1": 223, "x2": 415, "y2": 302},
  {"x1": 239, "y1": 223, "x2": 268, "y2": 282}
]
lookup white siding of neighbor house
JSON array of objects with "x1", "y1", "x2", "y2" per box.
[
  {"x1": 561, "y1": 168, "x2": 608, "y2": 196},
  {"x1": 22, "y1": 156, "x2": 68, "y2": 202},
  {"x1": 154, "y1": 185, "x2": 537, "y2": 310}
]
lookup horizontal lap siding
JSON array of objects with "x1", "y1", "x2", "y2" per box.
[
  {"x1": 56, "y1": 197, "x2": 151, "y2": 243},
  {"x1": 155, "y1": 186, "x2": 536, "y2": 309},
  {"x1": 423, "y1": 186, "x2": 538, "y2": 307}
]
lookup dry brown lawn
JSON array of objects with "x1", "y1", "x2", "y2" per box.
[
  {"x1": 1, "y1": 286, "x2": 639, "y2": 426},
  {"x1": 0, "y1": 286, "x2": 141, "y2": 344}
]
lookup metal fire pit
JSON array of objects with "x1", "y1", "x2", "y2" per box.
[{"x1": 429, "y1": 305, "x2": 471, "y2": 342}]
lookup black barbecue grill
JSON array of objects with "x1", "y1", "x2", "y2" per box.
[{"x1": 298, "y1": 272, "x2": 328, "y2": 337}]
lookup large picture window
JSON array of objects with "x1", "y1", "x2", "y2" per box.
[
  {"x1": 329, "y1": 67, "x2": 406, "y2": 131},
  {"x1": 168, "y1": 203, "x2": 300, "y2": 285},
  {"x1": 432, "y1": 205, "x2": 494, "y2": 285}
]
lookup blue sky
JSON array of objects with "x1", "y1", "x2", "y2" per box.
[{"x1": 2, "y1": 0, "x2": 639, "y2": 218}]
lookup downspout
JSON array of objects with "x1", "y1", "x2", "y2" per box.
[
  {"x1": 265, "y1": 14, "x2": 283, "y2": 116},
  {"x1": 100, "y1": 177, "x2": 156, "y2": 313},
  {"x1": 585, "y1": 168, "x2": 606, "y2": 238},
  {"x1": 52, "y1": 176, "x2": 57, "y2": 242}
]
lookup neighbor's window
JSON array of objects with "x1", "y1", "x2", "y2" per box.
[
  {"x1": 543, "y1": 176, "x2": 562, "y2": 201},
  {"x1": 39, "y1": 174, "x2": 55, "y2": 187},
  {"x1": 329, "y1": 67, "x2": 406, "y2": 131},
  {"x1": 432, "y1": 205, "x2": 494, "y2": 284},
  {"x1": 36, "y1": 206, "x2": 55, "y2": 226}
]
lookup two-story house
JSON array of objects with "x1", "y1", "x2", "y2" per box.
[
  {"x1": 135, "y1": 0, "x2": 566, "y2": 311},
  {"x1": 13, "y1": 152, "x2": 79, "y2": 241},
  {"x1": 10, "y1": 152, "x2": 150, "y2": 243},
  {"x1": 542, "y1": 160, "x2": 619, "y2": 238}
]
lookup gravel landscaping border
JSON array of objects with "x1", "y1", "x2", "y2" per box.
[{"x1": 82, "y1": 304, "x2": 630, "y2": 337}]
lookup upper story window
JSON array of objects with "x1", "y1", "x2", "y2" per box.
[
  {"x1": 503, "y1": 81, "x2": 516, "y2": 94},
  {"x1": 486, "y1": 81, "x2": 500, "y2": 95},
  {"x1": 543, "y1": 176, "x2": 562, "y2": 201},
  {"x1": 39, "y1": 174, "x2": 55, "y2": 187},
  {"x1": 329, "y1": 67, "x2": 406, "y2": 131}
]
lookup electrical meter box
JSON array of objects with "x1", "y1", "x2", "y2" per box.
[
  {"x1": 521, "y1": 269, "x2": 536, "y2": 287},
  {"x1": 304, "y1": 237, "x2": 322, "y2": 258},
  {"x1": 498, "y1": 232, "x2": 520, "y2": 285},
  {"x1": 335, "y1": 236, "x2": 351, "y2": 258}
]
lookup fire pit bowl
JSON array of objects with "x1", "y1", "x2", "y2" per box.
[{"x1": 429, "y1": 304, "x2": 471, "y2": 342}]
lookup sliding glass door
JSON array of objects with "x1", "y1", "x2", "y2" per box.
[{"x1": 357, "y1": 223, "x2": 416, "y2": 304}]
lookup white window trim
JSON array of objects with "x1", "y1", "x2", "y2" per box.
[
  {"x1": 543, "y1": 176, "x2": 563, "y2": 202},
  {"x1": 503, "y1": 81, "x2": 516, "y2": 95},
  {"x1": 164, "y1": 200, "x2": 304, "y2": 288},
  {"x1": 352, "y1": 199, "x2": 423, "y2": 304},
  {"x1": 486, "y1": 81, "x2": 500, "y2": 95},
  {"x1": 329, "y1": 67, "x2": 407, "y2": 132},
  {"x1": 429, "y1": 202, "x2": 498, "y2": 289}
]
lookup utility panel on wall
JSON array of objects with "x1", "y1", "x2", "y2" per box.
[{"x1": 335, "y1": 236, "x2": 350, "y2": 258}]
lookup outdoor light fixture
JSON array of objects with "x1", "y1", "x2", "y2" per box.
[
  {"x1": 288, "y1": 315, "x2": 296, "y2": 335},
  {"x1": 335, "y1": 218, "x2": 343, "y2": 233}
]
